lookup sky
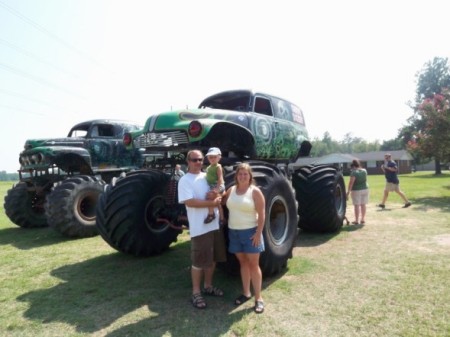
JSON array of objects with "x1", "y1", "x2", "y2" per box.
[{"x1": 1, "y1": 0, "x2": 449, "y2": 173}]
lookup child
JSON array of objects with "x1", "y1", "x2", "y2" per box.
[{"x1": 204, "y1": 147, "x2": 225, "y2": 224}]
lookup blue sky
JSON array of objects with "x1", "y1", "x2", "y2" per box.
[{"x1": 1, "y1": 0, "x2": 449, "y2": 172}]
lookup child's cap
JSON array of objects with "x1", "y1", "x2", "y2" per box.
[{"x1": 206, "y1": 147, "x2": 221, "y2": 156}]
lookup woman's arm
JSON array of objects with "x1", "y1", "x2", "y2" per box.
[
  {"x1": 346, "y1": 176, "x2": 355, "y2": 198},
  {"x1": 253, "y1": 187, "x2": 266, "y2": 232}
]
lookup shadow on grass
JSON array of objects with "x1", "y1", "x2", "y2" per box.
[
  {"x1": 0, "y1": 226, "x2": 72, "y2": 249},
  {"x1": 16, "y1": 239, "x2": 286, "y2": 336},
  {"x1": 295, "y1": 230, "x2": 339, "y2": 248},
  {"x1": 341, "y1": 223, "x2": 365, "y2": 232},
  {"x1": 411, "y1": 197, "x2": 450, "y2": 213},
  {"x1": 376, "y1": 196, "x2": 450, "y2": 213},
  {"x1": 401, "y1": 172, "x2": 450, "y2": 180}
]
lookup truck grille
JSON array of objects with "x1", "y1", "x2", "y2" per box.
[{"x1": 138, "y1": 131, "x2": 188, "y2": 148}]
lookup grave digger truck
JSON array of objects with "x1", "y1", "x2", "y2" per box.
[{"x1": 95, "y1": 90, "x2": 347, "y2": 275}]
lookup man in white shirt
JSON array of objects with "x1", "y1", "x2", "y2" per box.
[{"x1": 178, "y1": 149, "x2": 226, "y2": 309}]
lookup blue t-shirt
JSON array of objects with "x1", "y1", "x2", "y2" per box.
[{"x1": 385, "y1": 160, "x2": 399, "y2": 184}]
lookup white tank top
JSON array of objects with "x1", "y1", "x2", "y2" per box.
[{"x1": 226, "y1": 185, "x2": 258, "y2": 230}]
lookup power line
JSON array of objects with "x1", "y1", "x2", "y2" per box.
[
  {"x1": 0, "y1": 37, "x2": 80, "y2": 78},
  {"x1": 0, "y1": 0, "x2": 103, "y2": 68},
  {"x1": 0, "y1": 103, "x2": 46, "y2": 116},
  {"x1": 0, "y1": 88, "x2": 79, "y2": 113},
  {"x1": 0, "y1": 62, "x2": 86, "y2": 99}
]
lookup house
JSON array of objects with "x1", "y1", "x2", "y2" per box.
[{"x1": 293, "y1": 150, "x2": 413, "y2": 175}]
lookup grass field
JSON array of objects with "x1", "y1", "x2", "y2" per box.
[{"x1": 1, "y1": 172, "x2": 449, "y2": 337}]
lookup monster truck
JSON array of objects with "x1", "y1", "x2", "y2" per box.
[
  {"x1": 95, "y1": 90, "x2": 346, "y2": 275},
  {"x1": 4, "y1": 119, "x2": 144, "y2": 238}
]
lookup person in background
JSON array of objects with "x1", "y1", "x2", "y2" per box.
[
  {"x1": 174, "y1": 164, "x2": 185, "y2": 180},
  {"x1": 204, "y1": 147, "x2": 225, "y2": 225},
  {"x1": 378, "y1": 153, "x2": 411, "y2": 209},
  {"x1": 178, "y1": 149, "x2": 226, "y2": 309},
  {"x1": 346, "y1": 159, "x2": 369, "y2": 225},
  {"x1": 223, "y1": 163, "x2": 266, "y2": 314}
]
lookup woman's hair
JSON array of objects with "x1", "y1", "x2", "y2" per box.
[
  {"x1": 350, "y1": 159, "x2": 361, "y2": 168},
  {"x1": 234, "y1": 163, "x2": 256, "y2": 186}
]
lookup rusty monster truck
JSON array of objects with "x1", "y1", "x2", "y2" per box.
[
  {"x1": 4, "y1": 120, "x2": 144, "y2": 238},
  {"x1": 96, "y1": 90, "x2": 347, "y2": 275}
]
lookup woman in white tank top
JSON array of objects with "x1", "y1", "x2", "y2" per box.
[{"x1": 224, "y1": 163, "x2": 266, "y2": 313}]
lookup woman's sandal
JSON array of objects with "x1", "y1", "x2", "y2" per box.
[
  {"x1": 204, "y1": 213, "x2": 216, "y2": 224},
  {"x1": 202, "y1": 286, "x2": 224, "y2": 297},
  {"x1": 254, "y1": 300, "x2": 264, "y2": 314},
  {"x1": 191, "y1": 293, "x2": 206, "y2": 309},
  {"x1": 234, "y1": 294, "x2": 252, "y2": 306}
]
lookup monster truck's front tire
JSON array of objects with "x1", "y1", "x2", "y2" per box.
[
  {"x1": 45, "y1": 176, "x2": 105, "y2": 238},
  {"x1": 292, "y1": 164, "x2": 346, "y2": 233},
  {"x1": 4, "y1": 182, "x2": 48, "y2": 228},
  {"x1": 222, "y1": 162, "x2": 299, "y2": 276},
  {"x1": 96, "y1": 170, "x2": 181, "y2": 255}
]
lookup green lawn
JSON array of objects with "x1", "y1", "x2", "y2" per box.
[{"x1": 0, "y1": 172, "x2": 449, "y2": 337}]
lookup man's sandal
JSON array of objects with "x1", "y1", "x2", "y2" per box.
[
  {"x1": 254, "y1": 300, "x2": 264, "y2": 314},
  {"x1": 191, "y1": 293, "x2": 206, "y2": 309},
  {"x1": 202, "y1": 286, "x2": 224, "y2": 297},
  {"x1": 234, "y1": 294, "x2": 252, "y2": 306},
  {"x1": 204, "y1": 213, "x2": 216, "y2": 224}
]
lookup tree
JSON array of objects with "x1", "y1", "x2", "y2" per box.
[
  {"x1": 416, "y1": 57, "x2": 450, "y2": 102},
  {"x1": 401, "y1": 57, "x2": 450, "y2": 174},
  {"x1": 380, "y1": 138, "x2": 403, "y2": 151},
  {"x1": 407, "y1": 89, "x2": 450, "y2": 174}
]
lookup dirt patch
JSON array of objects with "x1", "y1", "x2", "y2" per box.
[{"x1": 435, "y1": 234, "x2": 450, "y2": 246}]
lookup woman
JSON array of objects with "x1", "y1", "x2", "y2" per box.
[
  {"x1": 346, "y1": 159, "x2": 369, "y2": 225},
  {"x1": 224, "y1": 163, "x2": 266, "y2": 313}
]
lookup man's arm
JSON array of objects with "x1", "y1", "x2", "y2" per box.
[{"x1": 184, "y1": 197, "x2": 221, "y2": 208}]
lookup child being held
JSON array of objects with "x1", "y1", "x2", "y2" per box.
[{"x1": 204, "y1": 147, "x2": 225, "y2": 225}]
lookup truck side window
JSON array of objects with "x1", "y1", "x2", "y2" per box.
[
  {"x1": 98, "y1": 125, "x2": 114, "y2": 137},
  {"x1": 254, "y1": 97, "x2": 273, "y2": 116}
]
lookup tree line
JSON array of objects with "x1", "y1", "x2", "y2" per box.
[
  {"x1": 0, "y1": 171, "x2": 19, "y2": 181},
  {"x1": 309, "y1": 132, "x2": 403, "y2": 158}
]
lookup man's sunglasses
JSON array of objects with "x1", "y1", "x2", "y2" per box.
[{"x1": 189, "y1": 158, "x2": 203, "y2": 162}]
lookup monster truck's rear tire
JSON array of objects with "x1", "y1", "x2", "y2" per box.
[
  {"x1": 4, "y1": 182, "x2": 48, "y2": 228},
  {"x1": 96, "y1": 170, "x2": 181, "y2": 256},
  {"x1": 222, "y1": 162, "x2": 299, "y2": 276},
  {"x1": 292, "y1": 164, "x2": 346, "y2": 233},
  {"x1": 45, "y1": 176, "x2": 105, "y2": 238}
]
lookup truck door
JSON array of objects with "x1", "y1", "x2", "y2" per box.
[{"x1": 251, "y1": 96, "x2": 278, "y2": 159}]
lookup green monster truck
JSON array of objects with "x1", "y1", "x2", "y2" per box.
[
  {"x1": 4, "y1": 119, "x2": 144, "y2": 238},
  {"x1": 95, "y1": 90, "x2": 347, "y2": 275}
]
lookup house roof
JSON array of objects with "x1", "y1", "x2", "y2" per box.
[
  {"x1": 292, "y1": 153, "x2": 358, "y2": 167},
  {"x1": 292, "y1": 150, "x2": 412, "y2": 168},
  {"x1": 352, "y1": 150, "x2": 413, "y2": 161}
]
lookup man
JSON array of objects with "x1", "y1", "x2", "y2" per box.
[
  {"x1": 174, "y1": 164, "x2": 185, "y2": 181},
  {"x1": 177, "y1": 150, "x2": 226, "y2": 309},
  {"x1": 378, "y1": 153, "x2": 411, "y2": 209}
]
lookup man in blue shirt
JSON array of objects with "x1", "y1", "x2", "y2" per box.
[{"x1": 378, "y1": 153, "x2": 411, "y2": 209}]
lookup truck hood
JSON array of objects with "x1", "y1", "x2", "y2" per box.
[{"x1": 23, "y1": 137, "x2": 85, "y2": 151}]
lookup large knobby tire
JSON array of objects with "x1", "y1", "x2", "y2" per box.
[
  {"x1": 45, "y1": 175, "x2": 105, "y2": 238},
  {"x1": 292, "y1": 164, "x2": 346, "y2": 233},
  {"x1": 222, "y1": 162, "x2": 299, "y2": 276},
  {"x1": 96, "y1": 170, "x2": 181, "y2": 256},
  {"x1": 4, "y1": 182, "x2": 48, "y2": 228}
]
